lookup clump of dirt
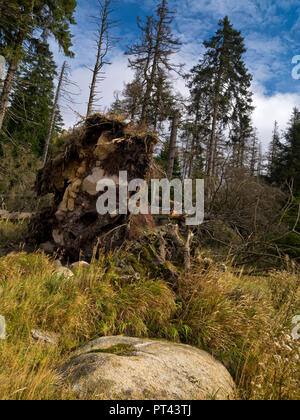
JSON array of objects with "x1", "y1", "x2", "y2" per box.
[{"x1": 28, "y1": 114, "x2": 158, "y2": 261}]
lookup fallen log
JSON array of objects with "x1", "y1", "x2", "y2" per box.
[{"x1": 28, "y1": 114, "x2": 158, "y2": 261}]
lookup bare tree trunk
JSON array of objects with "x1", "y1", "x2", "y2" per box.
[
  {"x1": 43, "y1": 61, "x2": 66, "y2": 165},
  {"x1": 86, "y1": 0, "x2": 111, "y2": 118},
  {"x1": 239, "y1": 140, "x2": 246, "y2": 168},
  {"x1": 206, "y1": 82, "x2": 221, "y2": 201},
  {"x1": 167, "y1": 110, "x2": 179, "y2": 180},
  {"x1": 0, "y1": 31, "x2": 23, "y2": 131},
  {"x1": 184, "y1": 228, "x2": 192, "y2": 274},
  {"x1": 207, "y1": 52, "x2": 223, "y2": 188},
  {"x1": 188, "y1": 107, "x2": 201, "y2": 178},
  {"x1": 140, "y1": 55, "x2": 158, "y2": 125},
  {"x1": 207, "y1": 98, "x2": 219, "y2": 179},
  {"x1": 140, "y1": 1, "x2": 166, "y2": 124}
]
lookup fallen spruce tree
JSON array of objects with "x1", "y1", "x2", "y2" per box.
[{"x1": 28, "y1": 114, "x2": 160, "y2": 262}]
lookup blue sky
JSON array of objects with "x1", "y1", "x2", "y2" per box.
[{"x1": 52, "y1": 0, "x2": 300, "y2": 148}]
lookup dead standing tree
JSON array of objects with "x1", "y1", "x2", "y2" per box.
[
  {"x1": 86, "y1": 0, "x2": 116, "y2": 117},
  {"x1": 43, "y1": 61, "x2": 67, "y2": 165},
  {"x1": 126, "y1": 0, "x2": 182, "y2": 126},
  {"x1": 166, "y1": 110, "x2": 180, "y2": 180}
]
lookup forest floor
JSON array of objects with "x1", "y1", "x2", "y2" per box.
[{"x1": 0, "y1": 220, "x2": 299, "y2": 400}]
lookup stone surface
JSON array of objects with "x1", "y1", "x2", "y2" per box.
[
  {"x1": 55, "y1": 267, "x2": 74, "y2": 279},
  {"x1": 52, "y1": 229, "x2": 65, "y2": 246},
  {"x1": 61, "y1": 336, "x2": 236, "y2": 400},
  {"x1": 53, "y1": 260, "x2": 63, "y2": 269},
  {"x1": 70, "y1": 261, "x2": 90, "y2": 271},
  {"x1": 31, "y1": 330, "x2": 58, "y2": 345},
  {"x1": 0, "y1": 316, "x2": 6, "y2": 340}
]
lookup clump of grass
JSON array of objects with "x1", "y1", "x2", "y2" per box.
[
  {"x1": 0, "y1": 221, "x2": 26, "y2": 256},
  {"x1": 238, "y1": 270, "x2": 300, "y2": 400},
  {"x1": 0, "y1": 250, "x2": 176, "y2": 399},
  {"x1": 172, "y1": 266, "x2": 272, "y2": 374},
  {"x1": 172, "y1": 265, "x2": 300, "y2": 400}
]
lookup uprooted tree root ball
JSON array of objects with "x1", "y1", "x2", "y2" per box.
[{"x1": 28, "y1": 114, "x2": 158, "y2": 261}]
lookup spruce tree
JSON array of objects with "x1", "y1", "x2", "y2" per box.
[
  {"x1": 0, "y1": 0, "x2": 76, "y2": 130},
  {"x1": 187, "y1": 16, "x2": 253, "y2": 184},
  {"x1": 126, "y1": 0, "x2": 181, "y2": 126},
  {"x1": 230, "y1": 99, "x2": 254, "y2": 168},
  {"x1": 249, "y1": 129, "x2": 260, "y2": 177},
  {"x1": 271, "y1": 108, "x2": 300, "y2": 194},
  {"x1": 3, "y1": 40, "x2": 63, "y2": 157},
  {"x1": 156, "y1": 146, "x2": 181, "y2": 179},
  {"x1": 185, "y1": 78, "x2": 212, "y2": 177},
  {"x1": 268, "y1": 121, "x2": 281, "y2": 177},
  {"x1": 86, "y1": 0, "x2": 115, "y2": 117}
]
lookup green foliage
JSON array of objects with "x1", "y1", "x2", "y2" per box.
[
  {"x1": 270, "y1": 108, "x2": 300, "y2": 195},
  {"x1": 274, "y1": 197, "x2": 300, "y2": 259},
  {"x1": 2, "y1": 40, "x2": 63, "y2": 157},
  {"x1": 0, "y1": 0, "x2": 76, "y2": 59},
  {"x1": 126, "y1": 0, "x2": 181, "y2": 126},
  {"x1": 156, "y1": 146, "x2": 181, "y2": 178},
  {"x1": 0, "y1": 143, "x2": 41, "y2": 212},
  {"x1": 187, "y1": 16, "x2": 253, "y2": 175}
]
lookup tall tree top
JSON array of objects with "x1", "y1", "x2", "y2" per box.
[
  {"x1": 0, "y1": 0, "x2": 77, "y2": 58},
  {"x1": 127, "y1": 0, "x2": 181, "y2": 74}
]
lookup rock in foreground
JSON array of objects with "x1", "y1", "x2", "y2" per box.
[{"x1": 61, "y1": 336, "x2": 236, "y2": 400}]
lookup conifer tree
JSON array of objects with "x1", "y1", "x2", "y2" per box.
[
  {"x1": 116, "y1": 71, "x2": 145, "y2": 121},
  {"x1": 156, "y1": 145, "x2": 181, "y2": 179},
  {"x1": 249, "y1": 129, "x2": 260, "y2": 177},
  {"x1": 166, "y1": 110, "x2": 180, "y2": 179},
  {"x1": 187, "y1": 16, "x2": 253, "y2": 185},
  {"x1": 0, "y1": 0, "x2": 76, "y2": 130},
  {"x1": 43, "y1": 61, "x2": 66, "y2": 164},
  {"x1": 185, "y1": 78, "x2": 211, "y2": 177},
  {"x1": 2, "y1": 40, "x2": 62, "y2": 157},
  {"x1": 271, "y1": 108, "x2": 300, "y2": 194},
  {"x1": 230, "y1": 99, "x2": 254, "y2": 168},
  {"x1": 86, "y1": 0, "x2": 115, "y2": 117},
  {"x1": 268, "y1": 121, "x2": 281, "y2": 177},
  {"x1": 126, "y1": 0, "x2": 181, "y2": 126}
]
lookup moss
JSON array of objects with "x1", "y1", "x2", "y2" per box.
[{"x1": 83, "y1": 344, "x2": 135, "y2": 357}]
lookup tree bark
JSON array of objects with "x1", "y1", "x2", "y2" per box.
[
  {"x1": 167, "y1": 110, "x2": 179, "y2": 180},
  {"x1": 86, "y1": 0, "x2": 110, "y2": 118},
  {"x1": 43, "y1": 61, "x2": 66, "y2": 165},
  {"x1": 188, "y1": 107, "x2": 201, "y2": 178},
  {"x1": 184, "y1": 228, "x2": 192, "y2": 275},
  {"x1": 207, "y1": 93, "x2": 220, "y2": 180},
  {"x1": 140, "y1": 1, "x2": 166, "y2": 124},
  {"x1": 0, "y1": 31, "x2": 23, "y2": 131}
]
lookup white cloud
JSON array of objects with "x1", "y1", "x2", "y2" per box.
[
  {"x1": 61, "y1": 49, "x2": 134, "y2": 128},
  {"x1": 253, "y1": 88, "x2": 300, "y2": 150}
]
